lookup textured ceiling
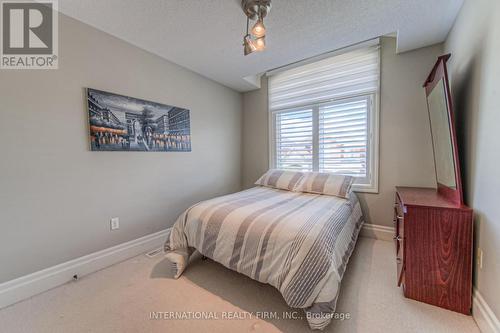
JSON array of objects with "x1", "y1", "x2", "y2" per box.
[{"x1": 58, "y1": 0, "x2": 464, "y2": 92}]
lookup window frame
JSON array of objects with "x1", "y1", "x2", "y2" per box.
[{"x1": 269, "y1": 92, "x2": 379, "y2": 193}]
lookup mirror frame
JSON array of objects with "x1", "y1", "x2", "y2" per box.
[{"x1": 423, "y1": 54, "x2": 464, "y2": 205}]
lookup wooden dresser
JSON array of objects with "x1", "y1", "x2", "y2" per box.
[{"x1": 394, "y1": 186, "x2": 473, "y2": 314}]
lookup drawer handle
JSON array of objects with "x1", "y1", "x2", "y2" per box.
[{"x1": 393, "y1": 236, "x2": 402, "y2": 241}]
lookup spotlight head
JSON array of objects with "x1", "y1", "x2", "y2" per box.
[
  {"x1": 254, "y1": 36, "x2": 266, "y2": 51},
  {"x1": 251, "y1": 19, "x2": 266, "y2": 38},
  {"x1": 243, "y1": 35, "x2": 257, "y2": 55}
]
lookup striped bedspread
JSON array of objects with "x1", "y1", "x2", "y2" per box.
[{"x1": 164, "y1": 186, "x2": 364, "y2": 330}]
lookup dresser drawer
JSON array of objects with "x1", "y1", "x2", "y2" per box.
[
  {"x1": 393, "y1": 195, "x2": 404, "y2": 255},
  {"x1": 394, "y1": 193, "x2": 405, "y2": 286},
  {"x1": 396, "y1": 252, "x2": 404, "y2": 286}
]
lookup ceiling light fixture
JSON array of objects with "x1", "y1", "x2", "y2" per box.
[{"x1": 241, "y1": 0, "x2": 271, "y2": 56}]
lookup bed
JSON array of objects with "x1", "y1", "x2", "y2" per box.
[{"x1": 164, "y1": 173, "x2": 364, "y2": 330}]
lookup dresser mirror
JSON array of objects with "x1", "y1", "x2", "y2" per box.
[{"x1": 423, "y1": 54, "x2": 463, "y2": 205}]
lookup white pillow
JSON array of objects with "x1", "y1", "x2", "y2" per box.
[
  {"x1": 297, "y1": 172, "x2": 354, "y2": 199},
  {"x1": 255, "y1": 169, "x2": 305, "y2": 191}
]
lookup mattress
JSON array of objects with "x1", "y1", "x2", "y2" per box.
[{"x1": 164, "y1": 186, "x2": 364, "y2": 329}]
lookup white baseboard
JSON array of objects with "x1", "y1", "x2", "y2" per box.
[
  {"x1": 473, "y1": 288, "x2": 500, "y2": 333},
  {"x1": 0, "y1": 229, "x2": 170, "y2": 310},
  {"x1": 360, "y1": 223, "x2": 395, "y2": 241}
]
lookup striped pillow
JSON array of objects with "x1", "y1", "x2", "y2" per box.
[
  {"x1": 255, "y1": 169, "x2": 305, "y2": 191},
  {"x1": 297, "y1": 172, "x2": 354, "y2": 198}
]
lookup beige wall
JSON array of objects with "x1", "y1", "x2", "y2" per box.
[
  {"x1": 242, "y1": 76, "x2": 269, "y2": 188},
  {"x1": 0, "y1": 14, "x2": 242, "y2": 283},
  {"x1": 242, "y1": 37, "x2": 441, "y2": 227},
  {"x1": 444, "y1": 0, "x2": 500, "y2": 318}
]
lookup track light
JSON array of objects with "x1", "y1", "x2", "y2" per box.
[{"x1": 242, "y1": 0, "x2": 271, "y2": 56}]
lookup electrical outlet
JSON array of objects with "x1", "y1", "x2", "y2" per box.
[
  {"x1": 477, "y1": 248, "x2": 483, "y2": 269},
  {"x1": 110, "y1": 217, "x2": 120, "y2": 231}
]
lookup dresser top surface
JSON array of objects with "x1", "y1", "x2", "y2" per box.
[{"x1": 396, "y1": 186, "x2": 471, "y2": 210}]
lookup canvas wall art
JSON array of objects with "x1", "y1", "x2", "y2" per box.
[{"x1": 87, "y1": 88, "x2": 191, "y2": 152}]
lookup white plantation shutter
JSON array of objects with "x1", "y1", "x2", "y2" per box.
[
  {"x1": 269, "y1": 43, "x2": 380, "y2": 192},
  {"x1": 319, "y1": 96, "x2": 371, "y2": 177},
  {"x1": 275, "y1": 108, "x2": 313, "y2": 171}
]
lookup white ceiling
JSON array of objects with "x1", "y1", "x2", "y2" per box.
[{"x1": 58, "y1": 0, "x2": 464, "y2": 92}]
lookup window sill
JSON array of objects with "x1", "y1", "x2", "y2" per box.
[{"x1": 352, "y1": 183, "x2": 379, "y2": 194}]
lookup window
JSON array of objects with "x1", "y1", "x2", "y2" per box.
[{"x1": 269, "y1": 43, "x2": 380, "y2": 192}]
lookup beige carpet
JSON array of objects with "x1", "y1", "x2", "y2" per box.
[{"x1": 0, "y1": 238, "x2": 479, "y2": 333}]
